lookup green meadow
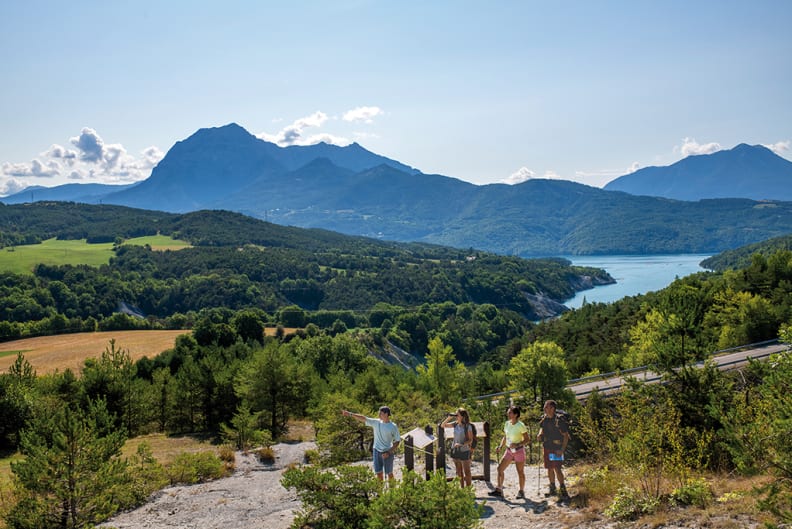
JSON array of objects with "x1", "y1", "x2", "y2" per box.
[{"x1": 0, "y1": 235, "x2": 190, "y2": 274}]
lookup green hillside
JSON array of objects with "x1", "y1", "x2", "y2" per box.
[
  {"x1": 0, "y1": 235, "x2": 190, "y2": 274},
  {"x1": 701, "y1": 233, "x2": 792, "y2": 271}
]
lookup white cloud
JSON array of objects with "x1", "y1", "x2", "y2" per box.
[
  {"x1": 1, "y1": 128, "x2": 164, "y2": 195},
  {"x1": 46, "y1": 144, "x2": 78, "y2": 165},
  {"x1": 677, "y1": 137, "x2": 722, "y2": 157},
  {"x1": 343, "y1": 106, "x2": 383, "y2": 124},
  {"x1": 1, "y1": 159, "x2": 59, "y2": 178},
  {"x1": 353, "y1": 131, "x2": 380, "y2": 142},
  {"x1": 70, "y1": 127, "x2": 105, "y2": 162},
  {"x1": 502, "y1": 166, "x2": 536, "y2": 184},
  {"x1": 764, "y1": 140, "x2": 790, "y2": 155},
  {"x1": 258, "y1": 111, "x2": 351, "y2": 147},
  {"x1": 627, "y1": 162, "x2": 641, "y2": 173},
  {"x1": 0, "y1": 177, "x2": 28, "y2": 196}
]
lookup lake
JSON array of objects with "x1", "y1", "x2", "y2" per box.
[{"x1": 564, "y1": 254, "x2": 712, "y2": 309}]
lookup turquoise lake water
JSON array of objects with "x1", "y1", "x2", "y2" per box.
[{"x1": 564, "y1": 254, "x2": 712, "y2": 309}]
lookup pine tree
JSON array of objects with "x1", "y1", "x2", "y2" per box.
[{"x1": 6, "y1": 399, "x2": 129, "y2": 529}]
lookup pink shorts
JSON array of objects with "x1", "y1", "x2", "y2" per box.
[{"x1": 502, "y1": 446, "x2": 526, "y2": 463}]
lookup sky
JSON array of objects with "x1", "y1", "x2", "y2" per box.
[{"x1": 1, "y1": 1, "x2": 791, "y2": 197}]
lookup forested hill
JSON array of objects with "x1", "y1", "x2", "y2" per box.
[
  {"x1": 701, "y1": 233, "x2": 792, "y2": 271},
  {"x1": 0, "y1": 202, "x2": 613, "y2": 326}
]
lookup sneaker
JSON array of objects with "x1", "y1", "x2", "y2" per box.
[
  {"x1": 544, "y1": 484, "x2": 557, "y2": 497},
  {"x1": 559, "y1": 486, "x2": 570, "y2": 500},
  {"x1": 516, "y1": 490, "x2": 525, "y2": 499},
  {"x1": 488, "y1": 488, "x2": 503, "y2": 497}
]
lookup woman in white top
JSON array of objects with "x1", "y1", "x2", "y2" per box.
[{"x1": 442, "y1": 407, "x2": 474, "y2": 487}]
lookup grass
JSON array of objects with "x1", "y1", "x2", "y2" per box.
[
  {"x1": 121, "y1": 433, "x2": 223, "y2": 466},
  {"x1": 0, "y1": 235, "x2": 190, "y2": 274},
  {"x1": 0, "y1": 238, "x2": 114, "y2": 274}
]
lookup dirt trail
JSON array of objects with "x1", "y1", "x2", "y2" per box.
[{"x1": 99, "y1": 442, "x2": 757, "y2": 529}]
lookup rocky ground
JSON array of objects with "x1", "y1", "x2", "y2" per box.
[{"x1": 99, "y1": 442, "x2": 765, "y2": 529}]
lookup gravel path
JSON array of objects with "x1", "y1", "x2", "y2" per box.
[{"x1": 98, "y1": 442, "x2": 758, "y2": 529}]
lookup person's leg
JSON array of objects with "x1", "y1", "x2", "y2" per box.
[
  {"x1": 453, "y1": 459, "x2": 464, "y2": 486},
  {"x1": 461, "y1": 459, "x2": 472, "y2": 488},
  {"x1": 543, "y1": 451, "x2": 556, "y2": 494},
  {"x1": 497, "y1": 454, "x2": 511, "y2": 489},
  {"x1": 490, "y1": 452, "x2": 511, "y2": 495},
  {"x1": 556, "y1": 467, "x2": 565, "y2": 487},
  {"x1": 556, "y1": 468, "x2": 569, "y2": 498},
  {"x1": 515, "y1": 461, "x2": 526, "y2": 493},
  {"x1": 373, "y1": 450, "x2": 385, "y2": 481},
  {"x1": 383, "y1": 451, "x2": 395, "y2": 483}
]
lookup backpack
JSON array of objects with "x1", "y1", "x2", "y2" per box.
[
  {"x1": 468, "y1": 423, "x2": 478, "y2": 449},
  {"x1": 551, "y1": 409, "x2": 572, "y2": 434}
]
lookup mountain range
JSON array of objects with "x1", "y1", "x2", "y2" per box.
[
  {"x1": 4, "y1": 123, "x2": 792, "y2": 256},
  {"x1": 604, "y1": 143, "x2": 792, "y2": 201}
]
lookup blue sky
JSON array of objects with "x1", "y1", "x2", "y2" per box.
[{"x1": 1, "y1": 1, "x2": 790, "y2": 196}]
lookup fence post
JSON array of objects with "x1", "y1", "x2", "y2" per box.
[
  {"x1": 424, "y1": 425, "x2": 434, "y2": 480},
  {"x1": 404, "y1": 434, "x2": 414, "y2": 472},
  {"x1": 483, "y1": 421, "x2": 491, "y2": 482}
]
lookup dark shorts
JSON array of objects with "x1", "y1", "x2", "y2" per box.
[
  {"x1": 451, "y1": 447, "x2": 471, "y2": 461},
  {"x1": 543, "y1": 451, "x2": 563, "y2": 469}
]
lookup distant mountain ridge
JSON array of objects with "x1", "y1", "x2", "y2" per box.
[
  {"x1": 4, "y1": 124, "x2": 792, "y2": 256},
  {"x1": 604, "y1": 143, "x2": 792, "y2": 201}
]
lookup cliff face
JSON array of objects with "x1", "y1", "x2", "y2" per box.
[
  {"x1": 525, "y1": 272, "x2": 616, "y2": 320},
  {"x1": 523, "y1": 293, "x2": 570, "y2": 320},
  {"x1": 569, "y1": 273, "x2": 616, "y2": 291}
]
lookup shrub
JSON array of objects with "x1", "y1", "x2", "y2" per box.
[
  {"x1": 166, "y1": 452, "x2": 227, "y2": 485},
  {"x1": 575, "y1": 466, "x2": 618, "y2": 505},
  {"x1": 670, "y1": 477, "x2": 713, "y2": 508},
  {"x1": 218, "y1": 444, "x2": 236, "y2": 471},
  {"x1": 369, "y1": 470, "x2": 483, "y2": 529},
  {"x1": 257, "y1": 446, "x2": 275, "y2": 464},
  {"x1": 125, "y1": 442, "x2": 168, "y2": 504},
  {"x1": 220, "y1": 404, "x2": 272, "y2": 451},
  {"x1": 303, "y1": 448, "x2": 321, "y2": 464},
  {"x1": 604, "y1": 485, "x2": 660, "y2": 521},
  {"x1": 281, "y1": 464, "x2": 380, "y2": 529}
]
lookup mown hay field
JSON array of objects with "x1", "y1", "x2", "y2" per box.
[
  {"x1": 0, "y1": 330, "x2": 187, "y2": 375},
  {"x1": 0, "y1": 327, "x2": 297, "y2": 375}
]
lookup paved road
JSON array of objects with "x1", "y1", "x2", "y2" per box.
[{"x1": 569, "y1": 340, "x2": 790, "y2": 400}]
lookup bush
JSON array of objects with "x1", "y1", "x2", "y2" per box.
[
  {"x1": 218, "y1": 444, "x2": 236, "y2": 471},
  {"x1": 369, "y1": 470, "x2": 483, "y2": 529},
  {"x1": 281, "y1": 464, "x2": 380, "y2": 529},
  {"x1": 281, "y1": 466, "x2": 482, "y2": 529},
  {"x1": 166, "y1": 452, "x2": 227, "y2": 485},
  {"x1": 257, "y1": 446, "x2": 275, "y2": 464},
  {"x1": 304, "y1": 448, "x2": 321, "y2": 464},
  {"x1": 670, "y1": 477, "x2": 713, "y2": 508},
  {"x1": 125, "y1": 442, "x2": 169, "y2": 505},
  {"x1": 604, "y1": 485, "x2": 660, "y2": 520},
  {"x1": 575, "y1": 466, "x2": 618, "y2": 506}
]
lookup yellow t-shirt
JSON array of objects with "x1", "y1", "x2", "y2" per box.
[{"x1": 503, "y1": 420, "x2": 528, "y2": 444}]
